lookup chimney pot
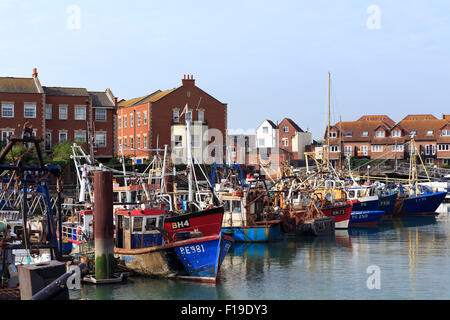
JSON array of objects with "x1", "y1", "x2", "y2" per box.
[{"x1": 32, "y1": 68, "x2": 38, "y2": 78}]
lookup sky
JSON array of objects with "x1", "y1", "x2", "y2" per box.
[{"x1": 1, "y1": 0, "x2": 450, "y2": 140}]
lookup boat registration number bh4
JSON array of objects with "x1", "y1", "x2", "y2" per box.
[{"x1": 172, "y1": 219, "x2": 190, "y2": 230}]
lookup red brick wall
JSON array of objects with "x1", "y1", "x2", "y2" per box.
[
  {"x1": 0, "y1": 92, "x2": 45, "y2": 137},
  {"x1": 278, "y1": 119, "x2": 296, "y2": 153}
]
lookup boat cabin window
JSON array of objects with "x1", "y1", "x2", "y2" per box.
[
  {"x1": 348, "y1": 190, "x2": 355, "y2": 199},
  {"x1": 369, "y1": 188, "x2": 375, "y2": 196},
  {"x1": 145, "y1": 217, "x2": 157, "y2": 231},
  {"x1": 133, "y1": 216, "x2": 143, "y2": 233},
  {"x1": 124, "y1": 216, "x2": 130, "y2": 231},
  {"x1": 223, "y1": 200, "x2": 230, "y2": 212},
  {"x1": 357, "y1": 190, "x2": 362, "y2": 197},
  {"x1": 232, "y1": 200, "x2": 241, "y2": 212}
]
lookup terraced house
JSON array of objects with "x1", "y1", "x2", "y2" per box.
[
  {"x1": 326, "y1": 114, "x2": 450, "y2": 168},
  {"x1": 0, "y1": 68, "x2": 117, "y2": 159},
  {"x1": 117, "y1": 75, "x2": 227, "y2": 164}
]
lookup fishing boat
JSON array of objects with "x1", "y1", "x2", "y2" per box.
[
  {"x1": 59, "y1": 209, "x2": 93, "y2": 253},
  {"x1": 377, "y1": 192, "x2": 398, "y2": 216},
  {"x1": 114, "y1": 208, "x2": 233, "y2": 282},
  {"x1": 394, "y1": 138, "x2": 448, "y2": 216},
  {"x1": 346, "y1": 184, "x2": 379, "y2": 212}
]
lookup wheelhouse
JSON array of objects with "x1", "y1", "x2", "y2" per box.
[{"x1": 115, "y1": 209, "x2": 166, "y2": 249}]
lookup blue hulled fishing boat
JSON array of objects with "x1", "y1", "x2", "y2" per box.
[
  {"x1": 377, "y1": 192, "x2": 398, "y2": 216},
  {"x1": 349, "y1": 210, "x2": 384, "y2": 226}
]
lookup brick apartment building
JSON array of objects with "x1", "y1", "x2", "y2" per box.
[
  {"x1": 0, "y1": 68, "x2": 117, "y2": 159},
  {"x1": 117, "y1": 75, "x2": 227, "y2": 164},
  {"x1": 325, "y1": 114, "x2": 450, "y2": 167}
]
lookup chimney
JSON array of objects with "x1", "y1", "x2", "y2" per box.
[
  {"x1": 182, "y1": 74, "x2": 195, "y2": 87},
  {"x1": 32, "y1": 68, "x2": 38, "y2": 78}
]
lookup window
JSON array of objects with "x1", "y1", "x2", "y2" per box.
[
  {"x1": 95, "y1": 109, "x2": 107, "y2": 121},
  {"x1": 438, "y1": 144, "x2": 449, "y2": 151},
  {"x1": 24, "y1": 103, "x2": 36, "y2": 118},
  {"x1": 136, "y1": 112, "x2": 141, "y2": 126},
  {"x1": 192, "y1": 135, "x2": 200, "y2": 148},
  {"x1": 123, "y1": 137, "x2": 127, "y2": 149},
  {"x1": 145, "y1": 217, "x2": 157, "y2": 231},
  {"x1": 143, "y1": 135, "x2": 147, "y2": 148},
  {"x1": 198, "y1": 110, "x2": 204, "y2": 122},
  {"x1": 130, "y1": 114, "x2": 134, "y2": 127},
  {"x1": 185, "y1": 110, "x2": 192, "y2": 121},
  {"x1": 44, "y1": 105, "x2": 52, "y2": 120},
  {"x1": 375, "y1": 131, "x2": 385, "y2": 138},
  {"x1": 410, "y1": 130, "x2": 417, "y2": 136},
  {"x1": 282, "y1": 138, "x2": 289, "y2": 147},
  {"x1": 392, "y1": 130, "x2": 401, "y2": 138},
  {"x1": 1, "y1": 130, "x2": 14, "y2": 142},
  {"x1": 173, "y1": 109, "x2": 180, "y2": 123},
  {"x1": 95, "y1": 132, "x2": 106, "y2": 148},
  {"x1": 174, "y1": 135, "x2": 182, "y2": 148},
  {"x1": 118, "y1": 116, "x2": 121, "y2": 129},
  {"x1": 345, "y1": 132, "x2": 353, "y2": 137},
  {"x1": 133, "y1": 217, "x2": 143, "y2": 233},
  {"x1": 124, "y1": 115, "x2": 127, "y2": 128},
  {"x1": 362, "y1": 131, "x2": 369, "y2": 137},
  {"x1": 130, "y1": 136, "x2": 134, "y2": 148},
  {"x1": 425, "y1": 158, "x2": 434, "y2": 165},
  {"x1": 143, "y1": 111, "x2": 147, "y2": 125},
  {"x1": 45, "y1": 132, "x2": 51, "y2": 151},
  {"x1": 360, "y1": 145, "x2": 368, "y2": 155},
  {"x1": 371, "y1": 145, "x2": 383, "y2": 152},
  {"x1": 74, "y1": 131, "x2": 86, "y2": 143},
  {"x1": 425, "y1": 144, "x2": 435, "y2": 155},
  {"x1": 59, "y1": 105, "x2": 68, "y2": 120},
  {"x1": 262, "y1": 127, "x2": 268, "y2": 134},
  {"x1": 344, "y1": 145, "x2": 352, "y2": 156},
  {"x1": 392, "y1": 145, "x2": 404, "y2": 152},
  {"x1": 329, "y1": 131, "x2": 337, "y2": 138},
  {"x1": 74, "y1": 106, "x2": 86, "y2": 120},
  {"x1": 59, "y1": 131, "x2": 68, "y2": 143},
  {"x1": 330, "y1": 145, "x2": 340, "y2": 152},
  {"x1": 258, "y1": 138, "x2": 265, "y2": 147},
  {"x1": 442, "y1": 129, "x2": 450, "y2": 137},
  {"x1": 118, "y1": 138, "x2": 122, "y2": 148},
  {"x1": 283, "y1": 126, "x2": 289, "y2": 133},
  {"x1": 426, "y1": 130, "x2": 434, "y2": 136},
  {"x1": 136, "y1": 135, "x2": 141, "y2": 149},
  {"x1": 1, "y1": 103, "x2": 14, "y2": 118}
]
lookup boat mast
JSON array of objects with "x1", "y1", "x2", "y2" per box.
[
  {"x1": 185, "y1": 105, "x2": 194, "y2": 204},
  {"x1": 327, "y1": 72, "x2": 331, "y2": 171}
]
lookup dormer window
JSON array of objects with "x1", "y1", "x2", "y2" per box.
[
  {"x1": 426, "y1": 130, "x2": 434, "y2": 136},
  {"x1": 392, "y1": 130, "x2": 401, "y2": 138},
  {"x1": 375, "y1": 131, "x2": 385, "y2": 138},
  {"x1": 329, "y1": 131, "x2": 337, "y2": 138},
  {"x1": 345, "y1": 132, "x2": 353, "y2": 137},
  {"x1": 443, "y1": 129, "x2": 450, "y2": 137},
  {"x1": 410, "y1": 130, "x2": 416, "y2": 136},
  {"x1": 362, "y1": 131, "x2": 369, "y2": 137}
]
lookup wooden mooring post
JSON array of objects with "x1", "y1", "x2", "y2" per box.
[{"x1": 93, "y1": 171, "x2": 115, "y2": 280}]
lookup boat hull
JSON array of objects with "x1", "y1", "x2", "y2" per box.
[
  {"x1": 164, "y1": 206, "x2": 224, "y2": 240},
  {"x1": 115, "y1": 233, "x2": 233, "y2": 283},
  {"x1": 349, "y1": 210, "x2": 384, "y2": 226},
  {"x1": 321, "y1": 203, "x2": 353, "y2": 229},
  {"x1": 377, "y1": 193, "x2": 398, "y2": 216},
  {"x1": 221, "y1": 222, "x2": 284, "y2": 242},
  {"x1": 398, "y1": 191, "x2": 448, "y2": 216},
  {"x1": 352, "y1": 199, "x2": 379, "y2": 212}
]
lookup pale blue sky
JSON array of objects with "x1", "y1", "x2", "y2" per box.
[{"x1": 1, "y1": 0, "x2": 449, "y2": 139}]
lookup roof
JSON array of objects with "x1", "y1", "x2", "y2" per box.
[
  {"x1": 118, "y1": 88, "x2": 177, "y2": 108},
  {"x1": 89, "y1": 91, "x2": 115, "y2": 108},
  {"x1": 402, "y1": 114, "x2": 438, "y2": 121},
  {"x1": 396, "y1": 119, "x2": 449, "y2": 141},
  {"x1": 265, "y1": 120, "x2": 278, "y2": 129},
  {"x1": 281, "y1": 118, "x2": 304, "y2": 132},
  {"x1": 357, "y1": 115, "x2": 395, "y2": 127},
  {"x1": 43, "y1": 86, "x2": 89, "y2": 96},
  {"x1": 329, "y1": 120, "x2": 387, "y2": 142},
  {"x1": 0, "y1": 77, "x2": 42, "y2": 94}
]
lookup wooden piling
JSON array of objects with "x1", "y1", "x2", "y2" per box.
[{"x1": 93, "y1": 171, "x2": 115, "y2": 280}]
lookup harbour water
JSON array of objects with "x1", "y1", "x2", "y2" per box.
[{"x1": 71, "y1": 203, "x2": 450, "y2": 300}]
